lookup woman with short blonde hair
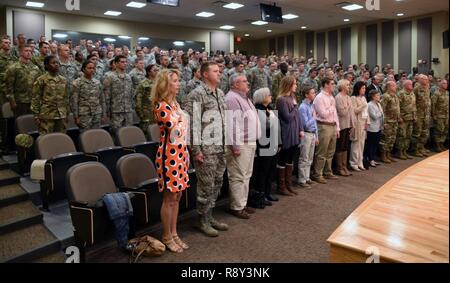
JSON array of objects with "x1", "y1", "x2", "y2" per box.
[{"x1": 153, "y1": 68, "x2": 190, "y2": 253}]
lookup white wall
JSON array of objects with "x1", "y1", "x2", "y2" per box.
[{"x1": 5, "y1": 7, "x2": 236, "y2": 53}]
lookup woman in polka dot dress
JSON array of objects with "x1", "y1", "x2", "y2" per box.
[{"x1": 152, "y1": 69, "x2": 190, "y2": 253}]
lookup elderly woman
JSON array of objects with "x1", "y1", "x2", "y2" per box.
[
  {"x1": 364, "y1": 90, "x2": 384, "y2": 167},
  {"x1": 252, "y1": 87, "x2": 280, "y2": 203},
  {"x1": 350, "y1": 81, "x2": 370, "y2": 171},
  {"x1": 334, "y1": 79, "x2": 355, "y2": 176}
]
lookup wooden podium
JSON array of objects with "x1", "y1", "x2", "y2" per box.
[{"x1": 327, "y1": 151, "x2": 449, "y2": 263}]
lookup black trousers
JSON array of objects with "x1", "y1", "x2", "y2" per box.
[
  {"x1": 336, "y1": 128, "x2": 351, "y2": 153},
  {"x1": 365, "y1": 131, "x2": 381, "y2": 162},
  {"x1": 252, "y1": 155, "x2": 277, "y2": 197},
  {"x1": 277, "y1": 146, "x2": 297, "y2": 167}
]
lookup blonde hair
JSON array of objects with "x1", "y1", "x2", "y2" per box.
[
  {"x1": 151, "y1": 68, "x2": 181, "y2": 105},
  {"x1": 278, "y1": 75, "x2": 296, "y2": 101},
  {"x1": 337, "y1": 79, "x2": 350, "y2": 92}
]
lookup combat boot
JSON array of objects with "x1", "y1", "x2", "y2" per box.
[
  {"x1": 435, "y1": 142, "x2": 444, "y2": 152},
  {"x1": 197, "y1": 213, "x2": 219, "y2": 237},
  {"x1": 419, "y1": 145, "x2": 431, "y2": 157},
  {"x1": 395, "y1": 149, "x2": 408, "y2": 160},
  {"x1": 380, "y1": 150, "x2": 391, "y2": 163},
  {"x1": 208, "y1": 210, "x2": 228, "y2": 231},
  {"x1": 387, "y1": 151, "x2": 397, "y2": 162},
  {"x1": 412, "y1": 145, "x2": 424, "y2": 157},
  {"x1": 404, "y1": 149, "x2": 413, "y2": 159}
]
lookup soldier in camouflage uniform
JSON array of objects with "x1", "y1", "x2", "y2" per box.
[
  {"x1": 411, "y1": 75, "x2": 432, "y2": 157},
  {"x1": 72, "y1": 61, "x2": 106, "y2": 131},
  {"x1": 302, "y1": 68, "x2": 319, "y2": 94},
  {"x1": 103, "y1": 55, "x2": 134, "y2": 132},
  {"x1": 31, "y1": 56, "x2": 69, "y2": 135},
  {"x1": 183, "y1": 67, "x2": 202, "y2": 97},
  {"x1": 129, "y1": 58, "x2": 147, "y2": 107},
  {"x1": 135, "y1": 64, "x2": 158, "y2": 135},
  {"x1": 11, "y1": 34, "x2": 26, "y2": 59},
  {"x1": 379, "y1": 81, "x2": 401, "y2": 163},
  {"x1": 272, "y1": 62, "x2": 288, "y2": 104},
  {"x1": 5, "y1": 45, "x2": 41, "y2": 118},
  {"x1": 31, "y1": 41, "x2": 50, "y2": 74},
  {"x1": 246, "y1": 57, "x2": 269, "y2": 100},
  {"x1": 395, "y1": 80, "x2": 416, "y2": 160},
  {"x1": 59, "y1": 45, "x2": 79, "y2": 112},
  {"x1": 182, "y1": 62, "x2": 228, "y2": 237},
  {"x1": 431, "y1": 79, "x2": 449, "y2": 152}
]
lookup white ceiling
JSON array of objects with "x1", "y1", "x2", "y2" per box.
[{"x1": 0, "y1": 0, "x2": 448, "y2": 39}]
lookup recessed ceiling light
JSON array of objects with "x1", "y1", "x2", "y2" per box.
[
  {"x1": 251, "y1": 20, "x2": 268, "y2": 26},
  {"x1": 336, "y1": 2, "x2": 364, "y2": 11},
  {"x1": 104, "y1": 11, "x2": 122, "y2": 16},
  {"x1": 244, "y1": 34, "x2": 250, "y2": 37},
  {"x1": 301, "y1": 26, "x2": 307, "y2": 29},
  {"x1": 126, "y1": 1, "x2": 147, "y2": 8},
  {"x1": 26, "y1": 1, "x2": 45, "y2": 8},
  {"x1": 396, "y1": 13, "x2": 405, "y2": 16},
  {"x1": 220, "y1": 25, "x2": 235, "y2": 30},
  {"x1": 267, "y1": 29, "x2": 272, "y2": 33},
  {"x1": 196, "y1": 12, "x2": 215, "y2": 17},
  {"x1": 53, "y1": 33, "x2": 68, "y2": 39},
  {"x1": 138, "y1": 37, "x2": 149, "y2": 41},
  {"x1": 282, "y1": 14, "x2": 299, "y2": 20},
  {"x1": 223, "y1": 3, "x2": 244, "y2": 9},
  {"x1": 344, "y1": 18, "x2": 350, "y2": 22},
  {"x1": 104, "y1": 38, "x2": 117, "y2": 42},
  {"x1": 173, "y1": 41, "x2": 185, "y2": 46},
  {"x1": 118, "y1": 36, "x2": 132, "y2": 39}
]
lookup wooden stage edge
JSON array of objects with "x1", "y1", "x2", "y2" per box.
[{"x1": 327, "y1": 151, "x2": 449, "y2": 263}]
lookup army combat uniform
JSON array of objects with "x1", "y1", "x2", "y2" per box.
[
  {"x1": 380, "y1": 91, "x2": 401, "y2": 162},
  {"x1": 411, "y1": 85, "x2": 432, "y2": 156},
  {"x1": 135, "y1": 78, "x2": 154, "y2": 135},
  {"x1": 31, "y1": 54, "x2": 46, "y2": 75},
  {"x1": 271, "y1": 72, "x2": 286, "y2": 103},
  {"x1": 431, "y1": 88, "x2": 449, "y2": 151},
  {"x1": 103, "y1": 71, "x2": 134, "y2": 132},
  {"x1": 72, "y1": 76, "x2": 106, "y2": 131},
  {"x1": 5, "y1": 60, "x2": 41, "y2": 117},
  {"x1": 129, "y1": 68, "x2": 146, "y2": 108},
  {"x1": 247, "y1": 66, "x2": 269, "y2": 99},
  {"x1": 395, "y1": 89, "x2": 416, "y2": 159},
  {"x1": 182, "y1": 81, "x2": 227, "y2": 237},
  {"x1": 0, "y1": 50, "x2": 16, "y2": 153},
  {"x1": 31, "y1": 73, "x2": 69, "y2": 135}
]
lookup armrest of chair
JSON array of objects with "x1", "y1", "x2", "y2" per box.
[
  {"x1": 132, "y1": 141, "x2": 156, "y2": 148},
  {"x1": 70, "y1": 200, "x2": 89, "y2": 207},
  {"x1": 50, "y1": 152, "x2": 87, "y2": 160},
  {"x1": 119, "y1": 178, "x2": 159, "y2": 192},
  {"x1": 97, "y1": 146, "x2": 124, "y2": 153}
]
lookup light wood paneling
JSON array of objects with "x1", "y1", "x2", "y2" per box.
[{"x1": 328, "y1": 151, "x2": 449, "y2": 263}]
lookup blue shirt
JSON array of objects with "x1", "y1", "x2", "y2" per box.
[{"x1": 299, "y1": 100, "x2": 318, "y2": 139}]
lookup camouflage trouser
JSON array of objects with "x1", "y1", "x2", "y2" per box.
[
  {"x1": 194, "y1": 153, "x2": 226, "y2": 215},
  {"x1": 380, "y1": 122, "x2": 398, "y2": 152},
  {"x1": 78, "y1": 114, "x2": 101, "y2": 132},
  {"x1": 434, "y1": 119, "x2": 449, "y2": 143},
  {"x1": 110, "y1": 112, "x2": 133, "y2": 132},
  {"x1": 139, "y1": 121, "x2": 150, "y2": 139},
  {"x1": 395, "y1": 120, "x2": 414, "y2": 151},
  {"x1": 13, "y1": 103, "x2": 32, "y2": 118},
  {"x1": 412, "y1": 117, "x2": 430, "y2": 148},
  {"x1": 38, "y1": 119, "x2": 67, "y2": 135}
]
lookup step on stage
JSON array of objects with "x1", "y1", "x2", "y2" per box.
[{"x1": 328, "y1": 151, "x2": 449, "y2": 263}]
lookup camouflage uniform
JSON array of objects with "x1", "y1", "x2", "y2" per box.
[
  {"x1": 72, "y1": 76, "x2": 106, "y2": 131},
  {"x1": 412, "y1": 85, "x2": 431, "y2": 153},
  {"x1": 135, "y1": 78, "x2": 154, "y2": 135},
  {"x1": 395, "y1": 89, "x2": 416, "y2": 152},
  {"x1": 380, "y1": 91, "x2": 401, "y2": 152},
  {"x1": 5, "y1": 60, "x2": 41, "y2": 117},
  {"x1": 129, "y1": 68, "x2": 146, "y2": 108},
  {"x1": 247, "y1": 66, "x2": 269, "y2": 99},
  {"x1": 31, "y1": 73, "x2": 69, "y2": 135},
  {"x1": 219, "y1": 72, "x2": 229, "y2": 95},
  {"x1": 302, "y1": 77, "x2": 319, "y2": 94},
  {"x1": 182, "y1": 81, "x2": 227, "y2": 218},
  {"x1": 184, "y1": 78, "x2": 202, "y2": 98},
  {"x1": 0, "y1": 50, "x2": 16, "y2": 105},
  {"x1": 103, "y1": 71, "x2": 134, "y2": 131},
  {"x1": 94, "y1": 62, "x2": 106, "y2": 82},
  {"x1": 271, "y1": 72, "x2": 286, "y2": 103},
  {"x1": 431, "y1": 89, "x2": 449, "y2": 145},
  {"x1": 31, "y1": 54, "x2": 46, "y2": 74},
  {"x1": 59, "y1": 59, "x2": 79, "y2": 112}
]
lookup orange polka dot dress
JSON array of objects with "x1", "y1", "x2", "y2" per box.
[{"x1": 154, "y1": 101, "x2": 190, "y2": 193}]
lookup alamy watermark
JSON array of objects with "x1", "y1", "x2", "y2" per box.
[{"x1": 65, "y1": 0, "x2": 80, "y2": 11}]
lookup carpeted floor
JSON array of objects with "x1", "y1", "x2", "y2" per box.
[{"x1": 88, "y1": 156, "x2": 427, "y2": 263}]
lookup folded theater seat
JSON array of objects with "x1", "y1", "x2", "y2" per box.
[
  {"x1": 79, "y1": 129, "x2": 130, "y2": 184},
  {"x1": 116, "y1": 153, "x2": 160, "y2": 226},
  {"x1": 1, "y1": 103, "x2": 16, "y2": 155},
  {"x1": 66, "y1": 114, "x2": 81, "y2": 150},
  {"x1": 115, "y1": 126, "x2": 158, "y2": 162},
  {"x1": 34, "y1": 133, "x2": 97, "y2": 211},
  {"x1": 65, "y1": 161, "x2": 148, "y2": 262}
]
